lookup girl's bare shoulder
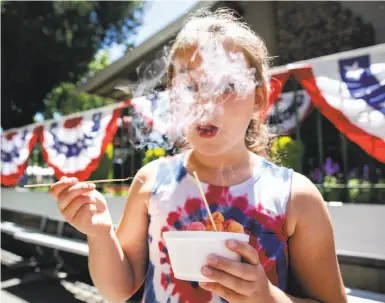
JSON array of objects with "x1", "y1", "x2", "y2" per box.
[
  {"x1": 285, "y1": 172, "x2": 327, "y2": 237},
  {"x1": 131, "y1": 154, "x2": 180, "y2": 197}
]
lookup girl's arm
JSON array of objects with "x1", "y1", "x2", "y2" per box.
[
  {"x1": 270, "y1": 172, "x2": 347, "y2": 303},
  {"x1": 88, "y1": 160, "x2": 158, "y2": 303}
]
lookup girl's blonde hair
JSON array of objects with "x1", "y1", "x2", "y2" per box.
[{"x1": 167, "y1": 7, "x2": 272, "y2": 158}]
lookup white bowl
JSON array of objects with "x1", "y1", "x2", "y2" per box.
[{"x1": 163, "y1": 231, "x2": 250, "y2": 282}]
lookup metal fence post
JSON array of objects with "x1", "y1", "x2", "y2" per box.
[
  {"x1": 120, "y1": 113, "x2": 125, "y2": 181},
  {"x1": 340, "y1": 133, "x2": 350, "y2": 202},
  {"x1": 316, "y1": 110, "x2": 324, "y2": 195},
  {"x1": 293, "y1": 82, "x2": 303, "y2": 174}
]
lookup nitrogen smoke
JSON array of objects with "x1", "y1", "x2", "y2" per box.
[{"x1": 118, "y1": 35, "x2": 260, "y2": 152}]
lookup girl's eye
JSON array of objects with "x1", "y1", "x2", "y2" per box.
[
  {"x1": 187, "y1": 84, "x2": 198, "y2": 92},
  {"x1": 223, "y1": 83, "x2": 235, "y2": 93}
]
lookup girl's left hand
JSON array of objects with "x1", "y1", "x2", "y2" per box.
[{"x1": 198, "y1": 239, "x2": 274, "y2": 303}]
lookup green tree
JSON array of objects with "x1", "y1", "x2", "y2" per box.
[
  {"x1": 84, "y1": 49, "x2": 111, "y2": 81},
  {"x1": 1, "y1": 1, "x2": 144, "y2": 130},
  {"x1": 43, "y1": 50, "x2": 115, "y2": 119},
  {"x1": 42, "y1": 82, "x2": 117, "y2": 119}
]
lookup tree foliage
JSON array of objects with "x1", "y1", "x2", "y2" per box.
[
  {"x1": 1, "y1": 1, "x2": 143, "y2": 130},
  {"x1": 43, "y1": 50, "x2": 115, "y2": 119},
  {"x1": 42, "y1": 82, "x2": 116, "y2": 120}
]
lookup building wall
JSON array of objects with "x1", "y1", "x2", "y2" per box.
[{"x1": 237, "y1": 1, "x2": 278, "y2": 58}]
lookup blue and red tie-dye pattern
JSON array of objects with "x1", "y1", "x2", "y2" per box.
[{"x1": 143, "y1": 153, "x2": 293, "y2": 303}]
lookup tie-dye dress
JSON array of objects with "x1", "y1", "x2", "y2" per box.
[{"x1": 143, "y1": 153, "x2": 293, "y2": 303}]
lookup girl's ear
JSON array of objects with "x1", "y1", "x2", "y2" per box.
[{"x1": 254, "y1": 84, "x2": 268, "y2": 112}]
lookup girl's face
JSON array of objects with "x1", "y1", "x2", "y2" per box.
[{"x1": 171, "y1": 45, "x2": 259, "y2": 157}]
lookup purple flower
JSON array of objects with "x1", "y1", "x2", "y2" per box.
[
  {"x1": 311, "y1": 168, "x2": 323, "y2": 183},
  {"x1": 324, "y1": 157, "x2": 340, "y2": 176},
  {"x1": 363, "y1": 164, "x2": 369, "y2": 180}
]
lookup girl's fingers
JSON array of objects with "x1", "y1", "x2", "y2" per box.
[
  {"x1": 57, "y1": 182, "x2": 95, "y2": 211},
  {"x1": 199, "y1": 281, "x2": 247, "y2": 301},
  {"x1": 226, "y1": 240, "x2": 260, "y2": 265},
  {"x1": 200, "y1": 266, "x2": 255, "y2": 296},
  {"x1": 50, "y1": 177, "x2": 78, "y2": 199},
  {"x1": 206, "y1": 254, "x2": 258, "y2": 281},
  {"x1": 62, "y1": 194, "x2": 96, "y2": 222}
]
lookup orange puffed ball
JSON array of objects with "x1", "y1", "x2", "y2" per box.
[
  {"x1": 206, "y1": 220, "x2": 224, "y2": 231},
  {"x1": 225, "y1": 219, "x2": 245, "y2": 234},
  {"x1": 212, "y1": 212, "x2": 225, "y2": 223}
]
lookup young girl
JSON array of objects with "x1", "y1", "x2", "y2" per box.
[{"x1": 50, "y1": 9, "x2": 348, "y2": 303}]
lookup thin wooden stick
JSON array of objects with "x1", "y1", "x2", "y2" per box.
[
  {"x1": 192, "y1": 171, "x2": 217, "y2": 231},
  {"x1": 23, "y1": 177, "x2": 136, "y2": 188}
]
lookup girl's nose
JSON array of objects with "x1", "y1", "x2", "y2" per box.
[
  {"x1": 201, "y1": 102, "x2": 212, "y2": 112},
  {"x1": 197, "y1": 96, "x2": 211, "y2": 105}
]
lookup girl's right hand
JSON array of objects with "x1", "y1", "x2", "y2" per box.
[{"x1": 49, "y1": 176, "x2": 113, "y2": 238}]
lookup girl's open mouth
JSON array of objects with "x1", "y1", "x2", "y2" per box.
[{"x1": 196, "y1": 124, "x2": 219, "y2": 139}]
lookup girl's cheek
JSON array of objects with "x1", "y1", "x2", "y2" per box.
[{"x1": 223, "y1": 94, "x2": 243, "y2": 109}]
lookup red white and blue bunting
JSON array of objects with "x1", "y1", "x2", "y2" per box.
[
  {"x1": 1, "y1": 44, "x2": 384, "y2": 186},
  {"x1": 1, "y1": 101, "x2": 128, "y2": 186},
  {"x1": 269, "y1": 43, "x2": 385, "y2": 163},
  {"x1": 40, "y1": 102, "x2": 126, "y2": 181},
  {"x1": 267, "y1": 90, "x2": 313, "y2": 135},
  {"x1": 1, "y1": 126, "x2": 40, "y2": 186}
]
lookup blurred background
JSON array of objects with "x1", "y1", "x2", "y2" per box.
[{"x1": 1, "y1": 1, "x2": 385, "y2": 302}]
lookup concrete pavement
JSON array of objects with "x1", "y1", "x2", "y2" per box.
[{"x1": 328, "y1": 203, "x2": 385, "y2": 259}]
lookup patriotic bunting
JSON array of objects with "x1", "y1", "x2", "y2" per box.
[
  {"x1": 1, "y1": 44, "x2": 384, "y2": 186},
  {"x1": 1, "y1": 126, "x2": 40, "y2": 186},
  {"x1": 290, "y1": 44, "x2": 385, "y2": 163},
  {"x1": 40, "y1": 103, "x2": 125, "y2": 181},
  {"x1": 268, "y1": 71, "x2": 291, "y2": 108},
  {"x1": 268, "y1": 90, "x2": 312, "y2": 135},
  {"x1": 268, "y1": 43, "x2": 385, "y2": 162}
]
